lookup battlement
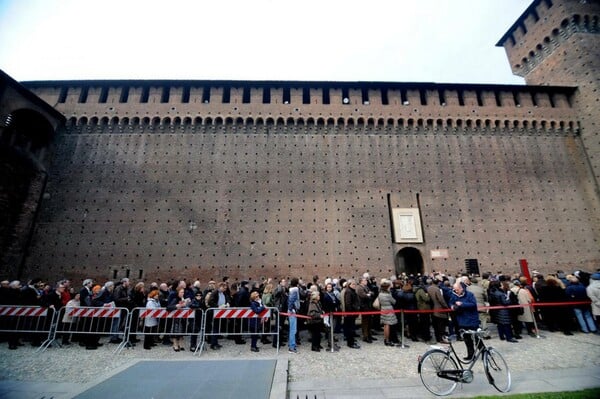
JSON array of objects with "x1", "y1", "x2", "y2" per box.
[
  {"x1": 497, "y1": 0, "x2": 599, "y2": 80},
  {"x1": 23, "y1": 81, "x2": 578, "y2": 134}
]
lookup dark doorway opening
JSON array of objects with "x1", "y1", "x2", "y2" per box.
[{"x1": 395, "y1": 247, "x2": 424, "y2": 277}]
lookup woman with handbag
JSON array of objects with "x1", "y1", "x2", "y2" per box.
[{"x1": 377, "y1": 279, "x2": 397, "y2": 347}]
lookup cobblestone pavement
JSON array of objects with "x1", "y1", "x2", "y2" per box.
[{"x1": 0, "y1": 328, "x2": 599, "y2": 386}]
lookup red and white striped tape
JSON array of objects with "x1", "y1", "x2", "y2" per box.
[
  {"x1": 214, "y1": 308, "x2": 270, "y2": 319},
  {"x1": 0, "y1": 306, "x2": 48, "y2": 317},
  {"x1": 68, "y1": 308, "x2": 121, "y2": 318},
  {"x1": 139, "y1": 309, "x2": 195, "y2": 319}
]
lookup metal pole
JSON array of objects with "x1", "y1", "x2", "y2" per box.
[
  {"x1": 399, "y1": 309, "x2": 409, "y2": 349},
  {"x1": 329, "y1": 312, "x2": 335, "y2": 353},
  {"x1": 530, "y1": 303, "x2": 545, "y2": 339}
]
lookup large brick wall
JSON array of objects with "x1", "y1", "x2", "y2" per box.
[
  {"x1": 8, "y1": 0, "x2": 599, "y2": 283},
  {"x1": 16, "y1": 79, "x2": 599, "y2": 283}
]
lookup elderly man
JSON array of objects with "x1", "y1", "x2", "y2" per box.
[{"x1": 448, "y1": 280, "x2": 481, "y2": 361}]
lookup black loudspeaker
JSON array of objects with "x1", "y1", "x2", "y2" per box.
[{"x1": 465, "y1": 259, "x2": 480, "y2": 275}]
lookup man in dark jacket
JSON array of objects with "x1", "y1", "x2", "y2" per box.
[
  {"x1": 343, "y1": 280, "x2": 361, "y2": 349},
  {"x1": 448, "y1": 281, "x2": 481, "y2": 360}
]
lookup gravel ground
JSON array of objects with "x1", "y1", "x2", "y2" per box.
[{"x1": 0, "y1": 327, "x2": 599, "y2": 384}]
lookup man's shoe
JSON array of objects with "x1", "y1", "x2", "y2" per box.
[
  {"x1": 86, "y1": 346, "x2": 98, "y2": 350},
  {"x1": 362, "y1": 338, "x2": 372, "y2": 343},
  {"x1": 251, "y1": 347, "x2": 259, "y2": 352},
  {"x1": 514, "y1": 335, "x2": 523, "y2": 339},
  {"x1": 109, "y1": 338, "x2": 122, "y2": 344},
  {"x1": 311, "y1": 347, "x2": 321, "y2": 352},
  {"x1": 369, "y1": 336, "x2": 378, "y2": 341},
  {"x1": 507, "y1": 338, "x2": 519, "y2": 343},
  {"x1": 288, "y1": 348, "x2": 298, "y2": 354},
  {"x1": 349, "y1": 343, "x2": 361, "y2": 349}
]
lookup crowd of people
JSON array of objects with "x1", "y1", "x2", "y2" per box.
[{"x1": 1, "y1": 267, "x2": 599, "y2": 355}]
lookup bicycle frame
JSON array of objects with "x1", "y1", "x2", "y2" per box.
[{"x1": 432, "y1": 331, "x2": 487, "y2": 383}]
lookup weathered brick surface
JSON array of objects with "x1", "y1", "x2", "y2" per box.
[{"x1": 5, "y1": 0, "x2": 599, "y2": 283}]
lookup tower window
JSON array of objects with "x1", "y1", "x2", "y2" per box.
[
  {"x1": 201, "y1": 87, "x2": 210, "y2": 103},
  {"x1": 119, "y1": 87, "x2": 129, "y2": 103},
  {"x1": 98, "y1": 87, "x2": 108, "y2": 103},
  {"x1": 242, "y1": 87, "x2": 251, "y2": 104},
  {"x1": 302, "y1": 87, "x2": 310, "y2": 104},
  {"x1": 140, "y1": 87, "x2": 149, "y2": 103},
  {"x1": 262, "y1": 87, "x2": 271, "y2": 104},
  {"x1": 181, "y1": 86, "x2": 190, "y2": 103}
]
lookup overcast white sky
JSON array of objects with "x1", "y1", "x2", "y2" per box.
[{"x1": 0, "y1": 0, "x2": 530, "y2": 84}]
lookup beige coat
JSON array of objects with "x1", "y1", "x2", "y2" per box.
[
  {"x1": 587, "y1": 279, "x2": 600, "y2": 317},
  {"x1": 512, "y1": 286, "x2": 534, "y2": 323}
]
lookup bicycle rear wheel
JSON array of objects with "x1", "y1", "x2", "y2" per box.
[
  {"x1": 484, "y1": 347, "x2": 511, "y2": 392},
  {"x1": 418, "y1": 349, "x2": 459, "y2": 396}
]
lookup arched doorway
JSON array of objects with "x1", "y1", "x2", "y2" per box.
[{"x1": 395, "y1": 247, "x2": 424, "y2": 276}]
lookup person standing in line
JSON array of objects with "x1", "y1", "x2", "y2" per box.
[
  {"x1": 377, "y1": 279, "x2": 397, "y2": 347},
  {"x1": 586, "y1": 272, "x2": 600, "y2": 332},
  {"x1": 355, "y1": 277, "x2": 374, "y2": 343},
  {"x1": 143, "y1": 289, "x2": 160, "y2": 350},
  {"x1": 287, "y1": 277, "x2": 300, "y2": 353},
  {"x1": 566, "y1": 275, "x2": 597, "y2": 334},
  {"x1": 514, "y1": 277, "x2": 537, "y2": 337},
  {"x1": 306, "y1": 290, "x2": 324, "y2": 352},
  {"x1": 466, "y1": 276, "x2": 491, "y2": 339},
  {"x1": 428, "y1": 277, "x2": 450, "y2": 344},
  {"x1": 249, "y1": 291, "x2": 266, "y2": 352},
  {"x1": 343, "y1": 280, "x2": 361, "y2": 349}
]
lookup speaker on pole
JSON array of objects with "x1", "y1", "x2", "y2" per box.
[{"x1": 465, "y1": 259, "x2": 480, "y2": 275}]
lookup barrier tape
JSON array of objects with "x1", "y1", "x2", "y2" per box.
[
  {"x1": 214, "y1": 308, "x2": 270, "y2": 319},
  {"x1": 139, "y1": 309, "x2": 195, "y2": 319},
  {"x1": 0, "y1": 306, "x2": 48, "y2": 317},
  {"x1": 68, "y1": 308, "x2": 121, "y2": 318}
]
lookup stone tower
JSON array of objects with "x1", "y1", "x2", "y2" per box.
[{"x1": 497, "y1": 0, "x2": 600, "y2": 191}]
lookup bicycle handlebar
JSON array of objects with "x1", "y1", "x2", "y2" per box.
[{"x1": 460, "y1": 328, "x2": 487, "y2": 338}]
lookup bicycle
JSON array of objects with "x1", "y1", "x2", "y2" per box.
[{"x1": 417, "y1": 329, "x2": 511, "y2": 396}]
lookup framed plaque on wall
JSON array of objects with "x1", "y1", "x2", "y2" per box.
[{"x1": 392, "y1": 208, "x2": 423, "y2": 243}]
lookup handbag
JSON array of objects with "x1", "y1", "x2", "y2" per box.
[{"x1": 372, "y1": 296, "x2": 381, "y2": 310}]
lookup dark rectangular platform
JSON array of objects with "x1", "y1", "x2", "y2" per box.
[{"x1": 74, "y1": 359, "x2": 277, "y2": 399}]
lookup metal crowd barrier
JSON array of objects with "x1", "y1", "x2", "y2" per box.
[
  {"x1": 200, "y1": 307, "x2": 279, "y2": 356},
  {"x1": 0, "y1": 305, "x2": 57, "y2": 352},
  {"x1": 40, "y1": 306, "x2": 130, "y2": 353},
  {"x1": 126, "y1": 307, "x2": 204, "y2": 353}
]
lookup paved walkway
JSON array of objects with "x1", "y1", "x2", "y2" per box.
[
  {"x1": 0, "y1": 363, "x2": 598, "y2": 398},
  {"x1": 288, "y1": 365, "x2": 600, "y2": 398}
]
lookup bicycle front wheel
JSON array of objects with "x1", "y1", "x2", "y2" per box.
[
  {"x1": 484, "y1": 347, "x2": 511, "y2": 392},
  {"x1": 418, "y1": 349, "x2": 459, "y2": 396}
]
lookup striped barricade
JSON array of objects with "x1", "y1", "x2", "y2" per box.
[
  {"x1": 199, "y1": 307, "x2": 279, "y2": 356},
  {"x1": 0, "y1": 306, "x2": 57, "y2": 351},
  {"x1": 126, "y1": 307, "x2": 203, "y2": 353},
  {"x1": 41, "y1": 306, "x2": 130, "y2": 353}
]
